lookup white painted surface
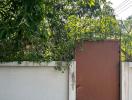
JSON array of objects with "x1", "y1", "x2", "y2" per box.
[
  {"x1": 122, "y1": 62, "x2": 132, "y2": 100},
  {"x1": 129, "y1": 67, "x2": 132, "y2": 100},
  {"x1": 122, "y1": 62, "x2": 129, "y2": 100},
  {"x1": 69, "y1": 61, "x2": 76, "y2": 100},
  {"x1": 0, "y1": 62, "x2": 70, "y2": 100},
  {"x1": 0, "y1": 61, "x2": 68, "y2": 67}
]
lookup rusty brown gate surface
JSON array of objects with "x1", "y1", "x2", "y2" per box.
[{"x1": 75, "y1": 40, "x2": 120, "y2": 100}]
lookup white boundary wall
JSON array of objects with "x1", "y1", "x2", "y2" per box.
[
  {"x1": 122, "y1": 62, "x2": 132, "y2": 100},
  {"x1": 0, "y1": 61, "x2": 76, "y2": 100},
  {"x1": 2, "y1": 61, "x2": 132, "y2": 100}
]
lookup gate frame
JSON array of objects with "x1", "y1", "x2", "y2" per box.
[{"x1": 0, "y1": 61, "x2": 76, "y2": 100}]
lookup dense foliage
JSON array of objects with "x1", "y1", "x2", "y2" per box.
[
  {"x1": 65, "y1": 16, "x2": 119, "y2": 41},
  {"x1": 120, "y1": 16, "x2": 132, "y2": 61},
  {"x1": 0, "y1": 0, "x2": 120, "y2": 63}
]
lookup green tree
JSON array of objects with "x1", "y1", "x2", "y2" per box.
[
  {"x1": 0, "y1": 0, "x2": 119, "y2": 63},
  {"x1": 120, "y1": 16, "x2": 132, "y2": 61},
  {"x1": 65, "y1": 0, "x2": 119, "y2": 42}
]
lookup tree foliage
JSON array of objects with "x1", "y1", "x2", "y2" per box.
[
  {"x1": 0, "y1": 0, "x2": 120, "y2": 63},
  {"x1": 65, "y1": 15, "x2": 119, "y2": 41},
  {"x1": 120, "y1": 16, "x2": 132, "y2": 61}
]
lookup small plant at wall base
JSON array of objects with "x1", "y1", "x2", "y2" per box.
[{"x1": 0, "y1": 0, "x2": 120, "y2": 70}]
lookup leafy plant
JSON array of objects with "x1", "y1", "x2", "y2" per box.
[
  {"x1": 0, "y1": 0, "x2": 121, "y2": 68},
  {"x1": 120, "y1": 16, "x2": 132, "y2": 61}
]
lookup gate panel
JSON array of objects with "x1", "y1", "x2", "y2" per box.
[{"x1": 76, "y1": 40, "x2": 120, "y2": 100}]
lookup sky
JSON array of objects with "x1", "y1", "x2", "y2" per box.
[{"x1": 110, "y1": 0, "x2": 132, "y2": 19}]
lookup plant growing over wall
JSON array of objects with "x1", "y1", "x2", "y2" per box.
[
  {"x1": 65, "y1": 15, "x2": 120, "y2": 41},
  {"x1": 0, "y1": 0, "x2": 120, "y2": 70},
  {"x1": 120, "y1": 16, "x2": 132, "y2": 61}
]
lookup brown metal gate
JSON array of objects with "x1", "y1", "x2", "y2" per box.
[{"x1": 75, "y1": 40, "x2": 120, "y2": 100}]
